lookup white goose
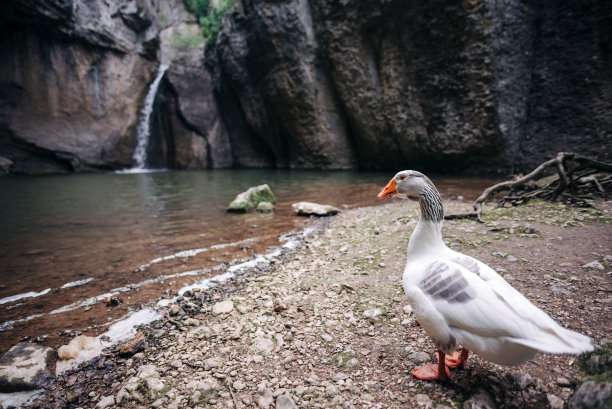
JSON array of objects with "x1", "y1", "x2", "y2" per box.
[{"x1": 378, "y1": 170, "x2": 593, "y2": 382}]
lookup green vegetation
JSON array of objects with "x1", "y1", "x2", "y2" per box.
[
  {"x1": 169, "y1": 31, "x2": 204, "y2": 52},
  {"x1": 184, "y1": 0, "x2": 236, "y2": 44}
]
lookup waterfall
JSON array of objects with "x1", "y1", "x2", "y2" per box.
[{"x1": 131, "y1": 65, "x2": 169, "y2": 170}]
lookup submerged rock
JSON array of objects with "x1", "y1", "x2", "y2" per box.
[
  {"x1": 292, "y1": 202, "x2": 340, "y2": 217},
  {"x1": 0, "y1": 342, "x2": 53, "y2": 392},
  {"x1": 256, "y1": 201, "x2": 275, "y2": 213},
  {"x1": 228, "y1": 184, "x2": 276, "y2": 213}
]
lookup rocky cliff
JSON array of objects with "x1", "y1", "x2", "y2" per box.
[
  {"x1": 215, "y1": 0, "x2": 611, "y2": 171},
  {"x1": 0, "y1": 0, "x2": 220, "y2": 173},
  {"x1": 0, "y1": 0, "x2": 610, "y2": 174}
]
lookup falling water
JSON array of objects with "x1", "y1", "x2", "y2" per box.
[{"x1": 131, "y1": 65, "x2": 169, "y2": 170}]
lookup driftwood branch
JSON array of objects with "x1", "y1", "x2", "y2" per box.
[{"x1": 472, "y1": 152, "x2": 611, "y2": 222}]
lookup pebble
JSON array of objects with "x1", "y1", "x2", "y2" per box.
[
  {"x1": 251, "y1": 337, "x2": 275, "y2": 355},
  {"x1": 169, "y1": 304, "x2": 180, "y2": 316},
  {"x1": 547, "y1": 393, "x2": 564, "y2": 409},
  {"x1": 583, "y1": 260, "x2": 604, "y2": 270},
  {"x1": 256, "y1": 388, "x2": 274, "y2": 408},
  {"x1": 212, "y1": 300, "x2": 235, "y2": 315},
  {"x1": 363, "y1": 309, "x2": 382, "y2": 318},
  {"x1": 233, "y1": 379, "x2": 246, "y2": 391},
  {"x1": 415, "y1": 394, "x2": 432, "y2": 406},
  {"x1": 96, "y1": 395, "x2": 115, "y2": 409},
  {"x1": 345, "y1": 358, "x2": 359, "y2": 368},
  {"x1": 403, "y1": 305, "x2": 413, "y2": 315},
  {"x1": 556, "y1": 377, "x2": 571, "y2": 387}
]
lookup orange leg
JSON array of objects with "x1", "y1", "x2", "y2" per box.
[
  {"x1": 412, "y1": 351, "x2": 451, "y2": 382},
  {"x1": 445, "y1": 348, "x2": 469, "y2": 369}
]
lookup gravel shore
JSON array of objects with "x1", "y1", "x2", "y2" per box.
[{"x1": 25, "y1": 199, "x2": 612, "y2": 409}]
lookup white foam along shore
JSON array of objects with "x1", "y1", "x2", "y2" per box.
[
  {"x1": 0, "y1": 228, "x2": 314, "y2": 409},
  {"x1": 0, "y1": 237, "x2": 259, "y2": 325},
  {"x1": 60, "y1": 277, "x2": 94, "y2": 289},
  {"x1": 138, "y1": 237, "x2": 258, "y2": 270},
  {"x1": 54, "y1": 231, "x2": 308, "y2": 377},
  {"x1": 0, "y1": 288, "x2": 51, "y2": 305}
]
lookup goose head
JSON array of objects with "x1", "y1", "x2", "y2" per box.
[{"x1": 377, "y1": 170, "x2": 435, "y2": 201}]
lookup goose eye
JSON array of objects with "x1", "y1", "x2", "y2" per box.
[{"x1": 399, "y1": 175, "x2": 406, "y2": 181}]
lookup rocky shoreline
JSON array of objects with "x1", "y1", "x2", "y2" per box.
[{"x1": 8, "y1": 199, "x2": 612, "y2": 409}]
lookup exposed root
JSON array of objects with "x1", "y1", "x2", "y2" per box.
[{"x1": 472, "y1": 152, "x2": 611, "y2": 222}]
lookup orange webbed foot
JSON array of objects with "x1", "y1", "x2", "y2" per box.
[
  {"x1": 444, "y1": 348, "x2": 469, "y2": 369},
  {"x1": 412, "y1": 363, "x2": 451, "y2": 382}
]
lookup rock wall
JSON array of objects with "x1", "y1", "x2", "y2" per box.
[
  {"x1": 215, "y1": 0, "x2": 612, "y2": 172},
  {"x1": 0, "y1": 0, "x2": 218, "y2": 173},
  {"x1": 0, "y1": 0, "x2": 610, "y2": 174}
]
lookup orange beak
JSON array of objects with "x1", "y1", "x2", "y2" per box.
[{"x1": 378, "y1": 177, "x2": 397, "y2": 198}]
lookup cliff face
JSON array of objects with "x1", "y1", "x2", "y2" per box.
[
  {"x1": 0, "y1": 0, "x2": 220, "y2": 173},
  {"x1": 216, "y1": 0, "x2": 611, "y2": 171},
  {"x1": 0, "y1": 0, "x2": 610, "y2": 174}
]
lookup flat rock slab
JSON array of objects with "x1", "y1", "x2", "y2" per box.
[
  {"x1": 0, "y1": 342, "x2": 53, "y2": 392},
  {"x1": 292, "y1": 202, "x2": 340, "y2": 217}
]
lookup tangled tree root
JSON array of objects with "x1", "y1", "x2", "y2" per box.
[{"x1": 452, "y1": 152, "x2": 612, "y2": 223}]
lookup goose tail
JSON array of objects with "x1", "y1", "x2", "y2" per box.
[{"x1": 514, "y1": 324, "x2": 593, "y2": 355}]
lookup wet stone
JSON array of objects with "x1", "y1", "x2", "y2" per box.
[{"x1": 0, "y1": 342, "x2": 53, "y2": 392}]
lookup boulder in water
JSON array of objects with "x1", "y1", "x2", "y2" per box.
[{"x1": 227, "y1": 184, "x2": 276, "y2": 213}]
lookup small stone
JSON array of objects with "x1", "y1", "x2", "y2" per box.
[
  {"x1": 506, "y1": 370, "x2": 533, "y2": 389},
  {"x1": 408, "y1": 351, "x2": 431, "y2": 365},
  {"x1": 106, "y1": 296, "x2": 122, "y2": 307},
  {"x1": 169, "y1": 304, "x2": 180, "y2": 316},
  {"x1": 96, "y1": 395, "x2": 115, "y2": 409},
  {"x1": 345, "y1": 358, "x2": 359, "y2": 368},
  {"x1": 321, "y1": 334, "x2": 333, "y2": 342},
  {"x1": 463, "y1": 389, "x2": 496, "y2": 409},
  {"x1": 547, "y1": 394, "x2": 564, "y2": 409},
  {"x1": 403, "y1": 305, "x2": 413, "y2": 315},
  {"x1": 333, "y1": 372, "x2": 348, "y2": 382},
  {"x1": 251, "y1": 337, "x2": 275, "y2": 355},
  {"x1": 363, "y1": 309, "x2": 382, "y2": 319},
  {"x1": 66, "y1": 390, "x2": 80, "y2": 403},
  {"x1": 212, "y1": 300, "x2": 234, "y2": 315},
  {"x1": 256, "y1": 201, "x2": 275, "y2": 213},
  {"x1": 233, "y1": 380, "x2": 246, "y2": 391},
  {"x1": 118, "y1": 331, "x2": 146, "y2": 357},
  {"x1": 183, "y1": 318, "x2": 199, "y2": 326},
  {"x1": 506, "y1": 255, "x2": 518, "y2": 262},
  {"x1": 415, "y1": 394, "x2": 432, "y2": 406},
  {"x1": 583, "y1": 261, "x2": 604, "y2": 270},
  {"x1": 256, "y1": 388, "x2": 274, "y2": 408},
  {"x1": 276, "y1": 393, "x2": 298, "y2": 409},
  {"x1": 204, "y1": 357, "x2": 224, "y2": 370},
  {"x1": 273, "y1": 300, "x2": 287, "y2": 312},
  {"x1": 557, "y1": 377, "x2": 571, "y2": 387}
]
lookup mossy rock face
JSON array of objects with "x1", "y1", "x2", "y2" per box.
[{"x1": 227, "y1": 184, "x2": 276, "y2": 213}]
